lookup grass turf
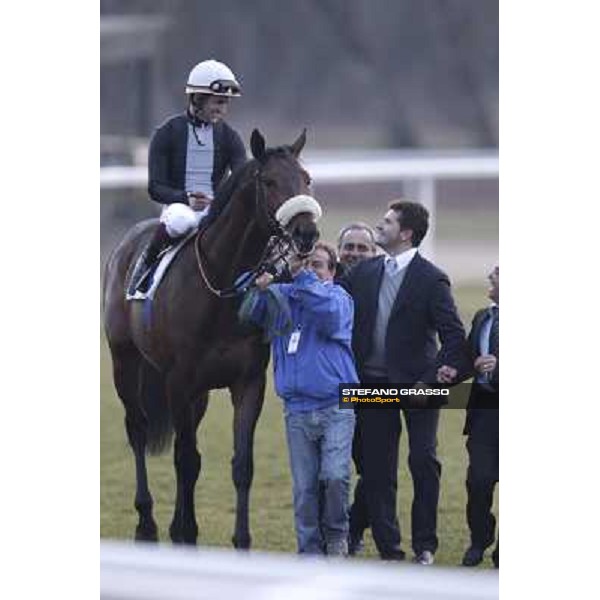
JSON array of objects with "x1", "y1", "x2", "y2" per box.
[{"x1": 100, "y1": 283, "x2": 498, "y2": 567}]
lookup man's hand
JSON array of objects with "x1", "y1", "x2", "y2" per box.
[
  {"x1": 288, "y1": 254, "x2": 308, "y2": 277},
  {"x1": 410, "y1": 381, "x2": 430, "y2": 407},
  {"x1": 255, "y1": 272, "x2": 274, "y2": 290},
  {"x1": 474, "y1": 354, "x2": 497, "y2": 374},
  {"x1": 436, "y1": 365, "x2": 458, "y2": 384},
  {"x1": 188, "y1": 192, "x2": 211, "y2": 211}
]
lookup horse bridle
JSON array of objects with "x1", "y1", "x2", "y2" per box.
[{"x1": 194, "y1": 166, "x2": 300, "y2": 299}]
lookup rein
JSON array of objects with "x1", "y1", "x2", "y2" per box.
[{"x1": 194, "y1": 167, "x2": 297, "y2": 299}]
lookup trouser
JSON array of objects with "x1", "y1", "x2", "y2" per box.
[
  {"x1": 160, "y1": 203, "x2": 208, "y2": 238},
  {"x1": 284, "y1": 404, "x2": 355, "y2": 555},
  {"x1": 141, "y1": 203, "x2": 206, "y2": 273},
  {"x1": 350, "y1": 375, "x2": 441, "y2": 556},
  {"x1": 466, "y1": 438, "x2": 499, "y2": 548},
  {"x1": 349, "y1": 411, "x2": 369, "y2": 541}
]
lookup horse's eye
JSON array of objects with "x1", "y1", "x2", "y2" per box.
[{"x1": 261, "y1": 177, "x2": 276, "y2": 188}]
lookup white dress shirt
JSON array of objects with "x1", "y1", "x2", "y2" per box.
[{"x1": 386, "y1": 247, "x2": 418, "y2": 272}]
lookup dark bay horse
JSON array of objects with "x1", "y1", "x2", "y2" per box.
[{"x1": 103, "y1": 129, "x2": 318, "y2": 547}]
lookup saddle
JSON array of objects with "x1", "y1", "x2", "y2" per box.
[{"x1": 126, "y1": 231, "x2": 195, "y2": 301}]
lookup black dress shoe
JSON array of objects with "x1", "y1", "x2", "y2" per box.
[
  {"x1": 380, "y1": 547, "x2": 406, "y2": 561},
  {"x1": 462, "y1": 545, "x2": 485, "y2": 567},
  {"x1": 491, "y1": 545, "x2": 499, "y2": 568},
  {"x1": 413, "y1": 550, "x2": 434, "y2": 565},
  {"x1": 348, "y1": 535, "x2": 365, "y2": 556}
]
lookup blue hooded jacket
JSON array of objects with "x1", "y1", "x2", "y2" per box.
[{"x1": 248, "y1": 270, "x2": 359, "y2": 412}]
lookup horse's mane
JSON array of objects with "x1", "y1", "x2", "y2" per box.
[
  {"x1": 207, "y1": 145, "x2": 295, "y2": 223},
  {"x1": 213, "y1": 158, "x2": 256, "y2": 209}
]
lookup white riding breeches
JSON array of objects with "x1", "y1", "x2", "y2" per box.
[{"x1": 160, "y1": 203, "x2": 209, "y2": 238}]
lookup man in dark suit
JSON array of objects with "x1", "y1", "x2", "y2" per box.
[
  {"x1": 340, "y1": 200, "x2": 468, "y2": 565},
  {"x1": 331, "y1": 222, "x2": 377, "y2": 556},
  {"x1": 460, "y1": 265, "x2": 499, "y2": 568}
]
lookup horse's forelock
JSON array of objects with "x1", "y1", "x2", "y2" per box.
[
  {"x1": 262, "y1": 147, "x2": 303, "y2": 174},
  {"x1": 264, "y1": 146, "x2": 293, "y2": 159}
]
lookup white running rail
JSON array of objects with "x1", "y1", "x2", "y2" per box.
[
  {"x1": 100, "y1": 540, "x2": 499, "y2": 600},
  {"x1": 100, "y1": 150, "x2": 499, "y2": 260}
]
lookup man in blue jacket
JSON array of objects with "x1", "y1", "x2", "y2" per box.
[{"x1": 249, "y1": 242, "x2": 358, "y2": 556}]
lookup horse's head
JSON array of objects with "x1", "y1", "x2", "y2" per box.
[{"x1": 250, "y1": 129, "x2": 321, "y2": 257}]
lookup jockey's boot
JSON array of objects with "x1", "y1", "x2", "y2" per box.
[
  {"x1": 129, "y1": 223, "x2": 173, "y2": 296},
  {"x1": 145, "y1": 222, "x2": 173, "y2": 266}
]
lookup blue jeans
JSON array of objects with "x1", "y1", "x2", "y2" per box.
[{"x1": 284, "y1": 404, "x2": 355, "y2": 555}]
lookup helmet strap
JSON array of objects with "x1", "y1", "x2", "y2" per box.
[{"x1": 187, "y1": 98, "x2": 209, "y2": 127}]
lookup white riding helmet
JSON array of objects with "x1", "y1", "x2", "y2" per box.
[{"x1": 185, "y1": 60, "x2": 242, "y2": 97}]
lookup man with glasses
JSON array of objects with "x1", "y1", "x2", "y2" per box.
[{"x1": 131, "y1": 59, "x2": 246, "y2": 293}]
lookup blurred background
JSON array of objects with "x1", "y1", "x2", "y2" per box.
[
  {"x1": 101, "y1": 0, "x2": 497, "y2": 148},
  {"x1": 100, "y1": 0, "x2": 498, "y2": 280},
  {"x1": 101, "y1": 0, "x2": 499, "y2": 568}
]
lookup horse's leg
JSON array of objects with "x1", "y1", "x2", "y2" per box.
[
  {"x1": 167, "y1": 366, "x2": 203, "y2": 545},
  {"x1": 170, "y1": 391, "x2": 209, "y2": 544},
  {"x1": 229, "y1": 375, "x2": 266, "y2": 549},
  {"x1": 111, "y1": 344, "x2": 158, "y2": 542}
]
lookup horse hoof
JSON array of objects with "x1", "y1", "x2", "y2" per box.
[
  {"x1": 170, "y1": 525, "x2": 197, "y2": 546},
  {"x1": 172, "y1": 536, "x2": 197, "y2": 546},
  {"x1": 135, "y1": 527, "x2": 158, "y2": 543},
  {"x1": 232, "y1": 535, "x2": 251, "y2": 550}
]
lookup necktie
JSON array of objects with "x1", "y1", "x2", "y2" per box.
[{"x1": 385, "y1": 258, "x2": 398, "y2": 276}]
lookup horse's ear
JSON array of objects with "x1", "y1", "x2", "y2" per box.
[
  {"x1": 290, "y1": 128, "x2": 307, "y2": 158},
  {"x1": 250, "y1": 129, "x2": 266, "y2": 161}
]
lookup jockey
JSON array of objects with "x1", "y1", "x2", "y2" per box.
[{"x1": 133, "y1": 59, "x2": 246, "y2": 290}]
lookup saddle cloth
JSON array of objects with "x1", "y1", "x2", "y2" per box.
[{"x1": 126, "y1": 230, "x2": 196, "y2": 301}]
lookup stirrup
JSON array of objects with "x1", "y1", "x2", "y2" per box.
[{"x1": 127, "y1": 251, "x2": 153, "y2": 297}]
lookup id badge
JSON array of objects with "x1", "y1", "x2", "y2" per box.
[{"x1": 287, "y1": 330, "x2": 301, "y2": 354}]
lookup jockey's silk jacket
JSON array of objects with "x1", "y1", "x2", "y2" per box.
[
  {"x1": 148, "y1": 112, "x2": 246, "y2": 206},
  {"x1": 248, "y1": 270, "x2": 359, "y2": 413}
]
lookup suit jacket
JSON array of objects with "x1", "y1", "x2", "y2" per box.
[
  {"x1": 464, "y1": 308, "x2": 499, "y2": 442},
  {"x1": 147, "y1": 113, "x2": 247, "y2": 206},
  {"x1": 340, "y1": 252, "x2": 469, "y2": 385}
]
